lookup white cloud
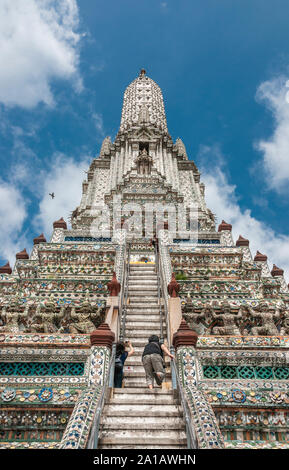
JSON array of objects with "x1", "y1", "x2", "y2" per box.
[
  {"x1": 0, "y1": 0, "x2": 82, "y2": 108},
  {"x1": 256, "y1": 76, "x2": 289, "y2": 192},
  {"x1": 33, "y1": 153, "x2": 90, "y2": 236},
  {"x1": 0, "y1": 179, "x2": 27, "y2": 265},
  {"x1": 200, "y1": 154, "x2": 289, "y2": 281},
  {"x1": 92, "y1": 112, "x2": 105, "y2": 138}
]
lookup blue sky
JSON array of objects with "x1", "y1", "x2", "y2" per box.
[{"x1": 1, "y1": 0, "x2": 289, "y2": 279}]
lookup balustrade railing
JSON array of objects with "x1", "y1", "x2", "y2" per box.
[
  {"x1": 119, "y1": 242, "x2": 131, "y2": 343},
  {"x1": 155, "y1": 242, "x2": 199, "y2": 449}
]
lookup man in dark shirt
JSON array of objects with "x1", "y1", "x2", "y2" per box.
[{"x1": 142, "y1": 335, "x2": 174, "y2": 389}]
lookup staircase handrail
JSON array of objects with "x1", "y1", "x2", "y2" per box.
[
  {"x1": 155, "y1": 244, "x2": 199, "y2": 449},
  {"x1": 119, "y1": 242, "x2": 131, "y2": 343}
]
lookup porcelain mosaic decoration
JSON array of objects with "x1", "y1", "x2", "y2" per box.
[{"x1": 0, "y1": 70, "x2": 289, "y2": 449}]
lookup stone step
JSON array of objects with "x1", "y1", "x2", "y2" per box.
[
  {"x1": 108, "y1": 394, "x2": 175, "y2": 405},
  {"x1": 125, "y1": 356, "x2": 170, "y2": 366},
  {"x1": 123, "y1": 339, "x2": 167, "y2": 347},
  {"x1": 124, "y1": 369, "x2": 172, "y2": 378},
  {"x1": 125, "y1": 331, "x2": 162, "y2": 339},
  {"x1": 126, "y1": 306, "x2": 160, "y2": 311},
  {"x1": 98, "y1": 431, "x2": 187, "y2": 445},
  {"x1": 128, "y1": 284, "x2": 158, "y2": 293},
  {"x1": 101, "y1": 404, "x2": 181, "y2": 417},
  {"x1": 128, "y1": 280, "x2": 158, "y2": 285},
  {"x1": 100, "y1": 444, "x2": 187, "y2": 449},
  {"x1": 124, "y1": 314, "x2": 161, "y2": 321},
  {"x1": 129, "y1": 266, "x2": 156, "y2": 270},
  {"x1": 129, "y1": 270, "x2": 156, "y2": 275},
  {"x1": 100, "y1": 416, "x2": 185, "y2": 429},
  {"x1": 128, "y1": 301, "x2": 159, "y2": 307},
  {"x1": 124, "y1": 365, "x2": 171, "y2": 375},
  {"x1": 126, "y1": 322, "x2": 164, "y2": 329},
  {"x1": 128, "y1": 273, "x2": 158, "y2": 282},
  {"x1": 113, "y1": 387, "x2": 172, "y2": 395},
  {"x1": 129, "y1": 296, "x2": 159, "y2": 301},
  {"x1": 122, "y1": 378, "x2": 172, "y2": 387}
]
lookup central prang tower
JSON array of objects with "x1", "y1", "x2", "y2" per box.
[{"x1": 69, "y1": 69, "x2": 215, "y2": 240}]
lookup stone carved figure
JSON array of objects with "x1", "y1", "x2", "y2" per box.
[
  {"x1": 279, "y1": 311, "x2": 289, "y2": 336},
  {"x1": 60, "y1": 303, "x2": 104, "y2": 334},
  {"x1": 211, "y1": 301, "x2": 243, "y2": 336},
  {"x1": 248, "y1": 303, "x2": 284, "y2": 336},
  {"x1": 183, "y1": 304, "x2": 215, "y2": 335},
  {"x1": 0, "y1": 305, "x2": 28, "y2": 333},
  {"x1": 135, "y1": 148, "x2": 153, "y2": 176},
  {"x1": 27, "y1": 303, "x2": 64, "y2": 333}
]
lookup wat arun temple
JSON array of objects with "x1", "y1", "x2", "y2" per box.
[{"x1": 0, "y1": 69, "x2": 289, "y2": 450}]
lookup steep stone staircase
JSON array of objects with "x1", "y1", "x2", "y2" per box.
[{"x1": 98, "y1": 263, "x2": 187, "y2": 449}]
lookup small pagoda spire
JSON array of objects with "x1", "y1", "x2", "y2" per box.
[
  {"x1": 254, "y1": 251, "x2": 267, "y2": 262},
  {"x1": 0, "y1": 262, "x2": 12, "y2": 274},
  {"x1": 271, "y1": 264, "x2": 284, "y2": 277},
  {"x1": 168, "y1": 273, "x2": 180, "y2": 298},
  {"x1": 16, "y1": 249, "x2": 29, "y2": 260},
  {"x1": 236, "y1": 235, "x2": 249, "y2": 247},
  {"x1": 107, "y1": 272, "x2": 121, "y2": 296},
  {"x1": 33, "y1": 233, "x2": 47, "y2": 245},
  {"x1": 218, "y1": 220, "x2": 232, "y2": 232},
  {"x1": 90, "y1": 323, "x2": 115, "y2": 349},
  {"x1": 172, "y1": 318, "x2": 198, "y2": 349},
  {"x1": 53, "y1": 217, "x2": 67, "y2": 229}
]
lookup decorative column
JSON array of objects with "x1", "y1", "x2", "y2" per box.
[
  {"x1": 89, "y1": 323, "x2": 115, "y2": 386},
  {"x1": 271, "y1": 264, "x2": 288, "y2": 293},
  {"x1": 254, "y1": 251, "x2": 271, "y2": 277},
  {"x1": 218, "y1": 220, "x2": 233, "y2": 246},
  {"x1": 173, "y1": 319, "x2": 225, "y2": 449},
  {"x1": 236, "y1": 235, "x2": 253, "y2": 263},
  {"x1": 50, "y1": 217, "x2": 67, "y2": 243},
  {"x1": 30, "y1": 233, "x2": 47, "y2": 260}
]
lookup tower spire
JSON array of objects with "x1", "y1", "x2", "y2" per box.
[{"x1": 119, "y1": 70, "x2": 168, "y2": 133}]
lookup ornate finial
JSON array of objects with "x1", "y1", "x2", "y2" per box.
[
  {"x1": 107, "y1": 272, "x2": 121, "y2": 296},
  {"x1": 271, "y1": 264, "x2": 284, "y2": 277},
  {"x1": 236, "y1": 235, "x2": 249, "y2": 247},
  {"x1": 53, "y1": 217, "x2": 67, "y2": 229},
  {"x1": 218, "y1": 220, "x2": 232, "y2": 232},
  {"x1": 33, "y1": 233, "x2": 47, "y2": 245},
  {"x1": 140, "y1": 68, "x2": 146, "y2": 77},
  {"x1": 16, "y1": 249, "x2": 29, "y2": 260},
  {"x1": 90, "y1": 323, "x2": 115, "y2": 349},
  {"x1": 172, "y1": 318, "x2": 198, "y2": 349},
  {"x1": 254, "y1": 251, "x2": 267, "y2": 262},
  {"x1": 168, "y1": 273, "x2": 180, "y2": 298},
  {"x1": 0, "y1": 262, "x2": 12, "y2": 274}
]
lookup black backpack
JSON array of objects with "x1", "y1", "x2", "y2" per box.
[{"x1": 115, "y1": 355, "x2": 123, "y2": 371}]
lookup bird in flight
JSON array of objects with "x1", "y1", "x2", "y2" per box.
[{"x1": 49, "y1": 192, "x2": 55, "y2": 199}]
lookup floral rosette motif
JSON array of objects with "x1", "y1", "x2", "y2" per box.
[
  {"x1": 38, "y1": 387, "x2": 53, "y2": 402},
  {"x1": 232, "y1": 389, "x2": 246, "y2": 403},
  {"x1": 1, "y1": 387, "x2": 16, "y2": 402},
  {"x1": 269, "y1": 391, "x2": 285, "y2": 404}
]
